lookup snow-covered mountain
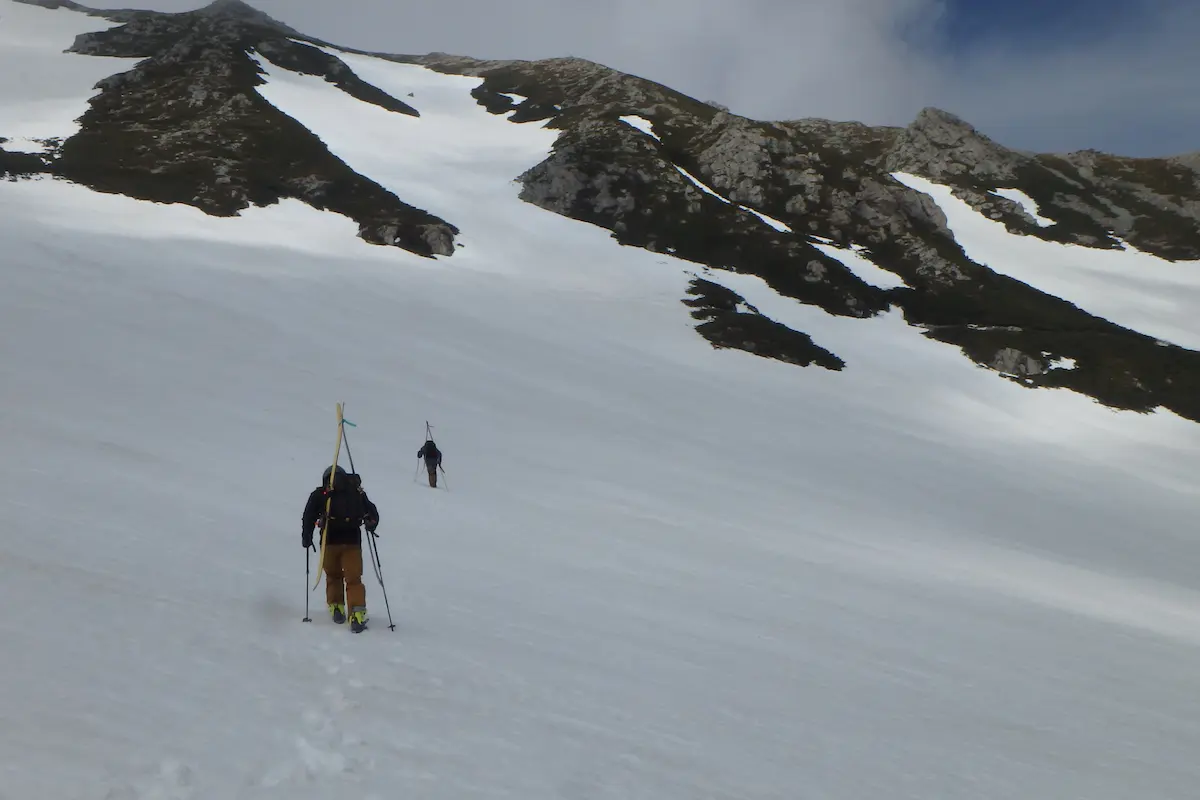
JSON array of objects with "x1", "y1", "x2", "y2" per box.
[
  {"x1": 6, "y1": 0, "x2": 1200, "y2": 421},
  {"x1": 4, "y1": 1, "x2": 1200, "y2": 798}
]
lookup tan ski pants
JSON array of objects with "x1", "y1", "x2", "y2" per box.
[{"x1": 323, "y1": 543, "x2": 366, "y2": 609}]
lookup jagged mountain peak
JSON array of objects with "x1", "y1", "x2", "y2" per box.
[
  {"x1": 192, "y1": 0, "x2": 297, "y2": 33},
  {"x1": 199, "y1": 0, "x2": 258, "y2": 11},
  {"x1": 909, "y1": 106, "x2": 975, "y2": 130},
  {"x1": 885, "y1": 105, "x2": 1027, "y2": 181}
]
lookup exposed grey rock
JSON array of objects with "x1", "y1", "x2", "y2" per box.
[
  {"x1": 695, "y1": 117, "x2": 775, "y2": 207},
  {"x1": 991, "y1": 347, "x2": 1043, "y2": 377},
  {"x1": 886, "y1": 107, "x2": 1027, "y2": 181}
]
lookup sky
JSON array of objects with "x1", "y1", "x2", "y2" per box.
[{"x1": 82, "y1": 0, "x2": 1199, "y2": 157}]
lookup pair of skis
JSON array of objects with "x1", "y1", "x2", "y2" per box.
[{"x1": 313, "y1": 402, "x2": 349, "y2": 592}]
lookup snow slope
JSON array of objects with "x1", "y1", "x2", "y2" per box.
[{"x1": 4, "y1": 6, "x2": 1200, "y2": 799}]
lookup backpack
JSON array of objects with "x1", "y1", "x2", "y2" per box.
[{"x1": 321, "y1": 472, "x2": 366, "y2": 528}]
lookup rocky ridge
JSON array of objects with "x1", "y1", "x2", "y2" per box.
[{"x1": 392, "y1": 52, "x2": 1200, "y2": 421}]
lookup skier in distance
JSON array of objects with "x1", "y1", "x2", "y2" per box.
[{"x1": 417, "y1": 438, "x2": 442, "y2": 488}]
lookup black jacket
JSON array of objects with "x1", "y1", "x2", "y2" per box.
[
  {"x1": 418, "y1": 441, "x2": 442, "y2": 468},
  {"x1": 303, "y1": 476, "x2": 379, "y2": 546}
]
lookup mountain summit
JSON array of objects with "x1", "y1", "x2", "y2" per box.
[{"x1": 193, "y1": 0, "x2": 298, "y2": 33}]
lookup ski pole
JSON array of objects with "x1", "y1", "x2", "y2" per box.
[
  {"x1": 342, "y1": 420, "x2": 357, "y2": 474},
  {"x1": 367, "y1": 531, "x2": 396, "y2": 631},
  {"x1": 303, "y1": 546, "x2": 312, "y2": 622}
]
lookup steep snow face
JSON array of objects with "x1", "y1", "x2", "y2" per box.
[
  {"x1": 894, "y1": 171, "x2": 1200, "y2": 350},
  {"x1": 4, "y1": 21, "x2": 1200, "y2": 800},
  {"x1": 0, "y1": 0, "x2": 130, "y2": 153}
]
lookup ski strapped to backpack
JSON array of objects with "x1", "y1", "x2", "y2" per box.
[{"x1": 313, "y1": 402, "x2": 346, "y2": 589}]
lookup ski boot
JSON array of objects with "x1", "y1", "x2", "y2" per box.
[
  {"x1": 349, "y1": 607, "x2": 368, "y2": 633},
  {"x1": 329, "y1": 603, "x2": 346, "y2": 624}
]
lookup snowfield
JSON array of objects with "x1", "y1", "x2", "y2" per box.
[{"x1": 4, "y1": 4, "x2": 1200, "y2": 799}]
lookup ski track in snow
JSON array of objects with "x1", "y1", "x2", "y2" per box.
[
  {"x1": 894, "y1": 171, "x2": 1200, "y2": 351},
  {"x1": 3, "y1": 6, "x2": 1200, "y2": 799}
]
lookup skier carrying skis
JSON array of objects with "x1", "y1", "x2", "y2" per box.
[
  {"x1": 417, "y1": 438, "x2": 442, "y2": 488},
  {"x1": 302, "y1": 465, "x2": 379, "y2": 632}
]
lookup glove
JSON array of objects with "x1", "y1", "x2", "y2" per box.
[
  {"x1": 364, "y1": 517, "x2": 378, "y2": 533},
  {"x1": 302, "y1": 528, "x2": 313, "y2": 549}
]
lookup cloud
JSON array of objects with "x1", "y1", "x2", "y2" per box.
[{"x1": 85, "y1": 0, "x2": 1200, "y2": 156}]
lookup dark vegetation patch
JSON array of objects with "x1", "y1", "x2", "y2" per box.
[
  {"x1": 921, "y1": 324, "x2": 1200, "y2": 419},
  {"x1": 684, "y1": 278, "x2": 845, "y2": 370},
  {"x1": 0, "y1": 144, "x2": 51, "y2": 178},
  {"x1": 1058, "y1": 153, "x2": 1200, "y2": 261}
]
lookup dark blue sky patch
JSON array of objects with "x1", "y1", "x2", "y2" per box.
[{"x1": 935, "y1": 0, "x2": 1154, "y2": 52}]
